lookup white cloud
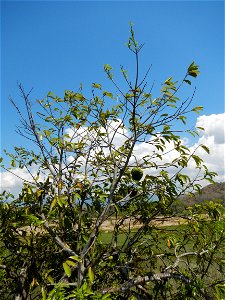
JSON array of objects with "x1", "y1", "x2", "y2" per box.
[
  {"x1": 0, "y1": 165, "x2": 48, "y2": 197},
  {"x1": 196, "y1": 113, "x2": 225, "y2": 144},
  {"x1": 179, "y1": 113, "x2": 225, "y2": 183},
  {"x1": 65, "y1": 119, "x2": 129, "y2": 165},
  {"x1": 1, "y1": 113, "x2": 224, "y2": 196},
  {"x1": 190, "y1": 113, "x2": 225, "y2": 182},
  {"x1": 0, "y1": 167, "x2": 35, "y2": 196},
  {"x1": 65, "y1": 119, "x2": 129, "y2": 149}
]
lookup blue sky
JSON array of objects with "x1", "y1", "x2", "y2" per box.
[{"x1": 1, "y1": 1, "x2": 224, "y2": 172}]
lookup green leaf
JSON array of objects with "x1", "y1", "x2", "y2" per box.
[
  {"x1": 74, "y1": 93, "x2": 86, "y2": 101},
  {"x1": 47, "y1": 91, "x2": 55, "y2": 98},
  {"x1": 114, "y1": 204, "x2": 120, "y2": 215},
  {"x1": 188, "y1": 61, "x2": 199, "y2": 72},
  {"x1": 41, "y1": 287, "x2": 47, "y2": 300},
  {"x1": 47, "y1": 275, "x2": 54, "y2": 284},
  {"x1": 103, "y1": 91, "x2": 113, "y2": 99},
  {"x1": 167, "y1": 104, "x2": 177, "y2": 108},
  {"x1": 50, "y1": 197, "x2": 58, "y2": 211},
  {"x1": 104, "y1": 64, "x2": 112, "y2": 71},
  {"x1": 92, "y1": 83, "x2": 102, "y2": 89},
  {"x1": 143, "y1": 93, "x2": 151, "y2": 99},
  {"x1": 197, "y1": 126, "x2": 205, "y2": 131},
  {"x1": 57, "y1": 195, "x2": 68, "y2": 207},
  {"x1": 192, "y1": 106, "x2": 203, "y2": 114},
  {"x1": 101, "y1": 294, "x2": 111, "y2": 300},
  {"x1": 63, "y1": 262, "x2": 71, "y2": 277},
  {"x1": 121, "y1": 67, "x2": 128, "y2": 79},
  {"x1": 69, "y1": 255, "x2": 82, "y2": 262},
  {"x1": 88, "y1": 267, "x2": 95, "y2": 283},
  {"x1": 0, "y1": 157, "x2": 3, "y2": 163},
  {"x1": 188, "y1": 71, "x2": 200, "y2": 77},
  {"x1": 178, "y1": 115, "x2": 187, "y2": 124},
  {"x1": 73, "y1": 193, "x2": 81, "y2": 201},
  {"x1": 192, "y1": 154, "x2": 203, "y2": 167},
  {"x1": 184, "y1": 79, "x2": 191, "y2": 85},
  {"x1": 164, "y1": 77, "x2": 172, "y2": 85},
  {"x1": 163, "y1": 125, "x2": 170, "y2": 132},
  {"x1": 187, "y1": 62, "x2": 200, "y2": 77},
  {"x1": 38, "y1": 132, "x2": 43, "y2": 141},
  {"x1": 201, "y1": 144, "x2": 210, "y2": 154},
  {"x1": 10, "y1": 159, "x2": 16, "y2": 167},
  {"x1": 65, "y1": 259, "x2": 77, "y2": 267},
  {"x1": 44, "y1": 269, "x2": 54, "y2": 278}
]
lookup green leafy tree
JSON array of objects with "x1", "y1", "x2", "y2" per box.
[{"x1": 0, "y1": 25, "x2": 224, "y2": 300}]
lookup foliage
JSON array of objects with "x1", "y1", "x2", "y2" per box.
[{"x1": 0, "y1": 24, "x2": 224, "y2": 300}]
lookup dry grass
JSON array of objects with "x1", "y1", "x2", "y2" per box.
[
  {"x1": 18, "y1": 216, "x2": 186, "y2": 235},
  {"x1": 100, "y1": 216, "x2": 186, "y2": 232}
]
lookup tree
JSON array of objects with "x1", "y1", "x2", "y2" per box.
[{"x1": 0, "y1": 25, "x2": 224, "y2": 300}]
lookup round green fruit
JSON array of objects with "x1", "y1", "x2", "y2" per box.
[{"x1": 131, "y1": 167, "x2": 143, "y2": 181}]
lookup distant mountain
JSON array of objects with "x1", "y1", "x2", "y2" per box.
[{"x1": 180, "y1": 182, "x2": 225, "y2": 207}]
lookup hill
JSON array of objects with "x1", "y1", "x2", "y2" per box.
[{"x1": 181, "y1": 182, "x2": 225, "y2": 207}]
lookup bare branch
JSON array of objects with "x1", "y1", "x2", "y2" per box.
[
  {"x1": 40, "y1": 213, "x2": 78, "y2": 257},
  {"x1": 100, "y1": 272, "x2": 190, "y2": 294}
]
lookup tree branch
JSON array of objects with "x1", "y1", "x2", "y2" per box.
[
  {"x1": 40, "y1": 213, "x2": 78, "y2": 257},
  {"x1": 100, "y1": 272, "x2": 190, "y2": 295}
]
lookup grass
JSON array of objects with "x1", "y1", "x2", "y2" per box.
[
  {"x1": 99, "y1": 224, "x2": 189, "y2": 247},
  {"x1": 99, "y1": 223, "x2": 225, "y2": 299}
]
